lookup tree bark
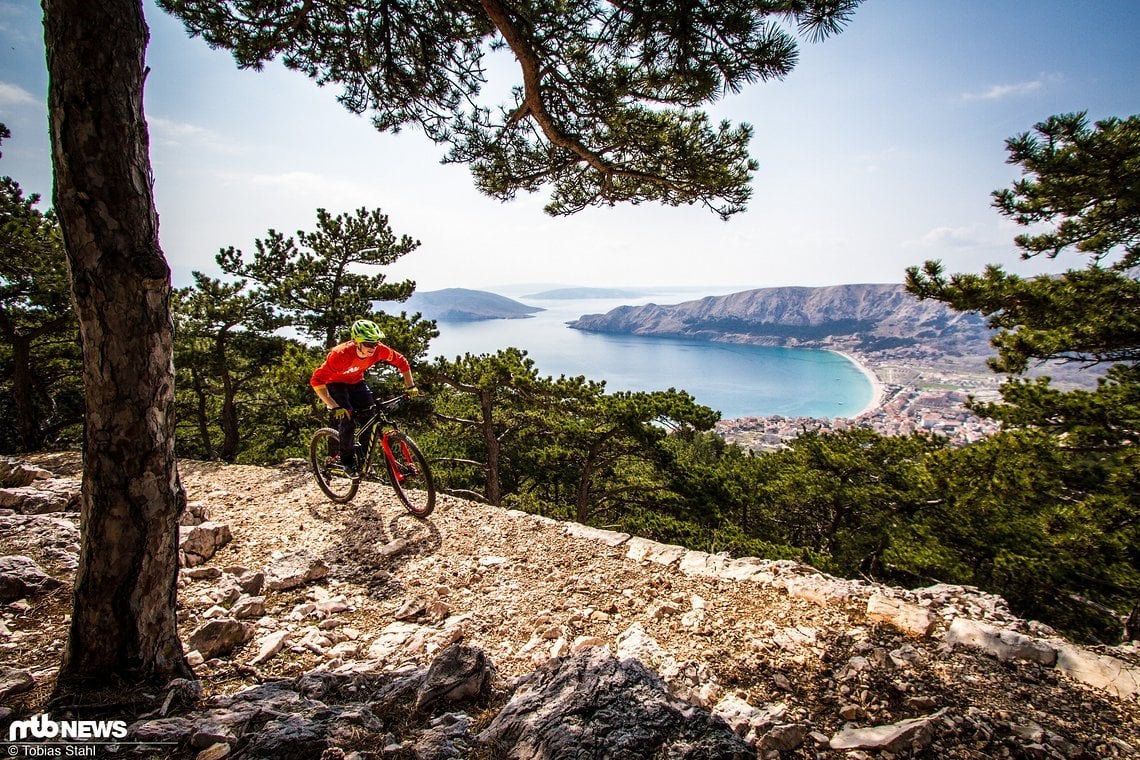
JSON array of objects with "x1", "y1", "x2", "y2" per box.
[
  {"x1": 188, "y1": 368, "x2": 217, "y2": 460},
  {"x1": 478, "y1": 389, "x2": 502, "y2": 507},
  {"x1": 218, "y1": 335, "x2": 240, "y2": 461},
  {"x1": 43, "y1": 0, "x2": 194, "y2": 692},
  {"x1": 8, "y1": 333, "x2": 37, "y2": 450}
]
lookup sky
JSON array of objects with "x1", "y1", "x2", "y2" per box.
[{"x1": 1, "y1": 0, "x2": 1138, "y2": 294}]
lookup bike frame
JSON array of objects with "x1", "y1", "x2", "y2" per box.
[
  {"x1": 355, "y1": 396, "x2": 407, "y2": 480},
  {"x1": 379, "y1": 435, "x2": 413, "y2": 483}
]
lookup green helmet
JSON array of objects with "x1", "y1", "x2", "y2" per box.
[{"x1": 349, "y1": 319, "x2": 383, "y2": 344}]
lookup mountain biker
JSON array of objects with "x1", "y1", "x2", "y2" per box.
[{"x1": 311, "y1": 319, "x2": 417, "y2": 478}]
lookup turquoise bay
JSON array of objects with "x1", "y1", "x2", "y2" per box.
[{"x1": 419, "y1": 290, "x2": 874, "y2": 420}]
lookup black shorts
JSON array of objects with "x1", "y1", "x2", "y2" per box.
[{"x1": 326, "y1": 382, "x2": 375, "y2": 414}]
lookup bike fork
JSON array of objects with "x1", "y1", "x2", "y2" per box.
[{"x1": 380, "y1": 434, "x2": 411, "y2": 482}]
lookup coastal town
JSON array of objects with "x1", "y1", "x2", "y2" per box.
[{"x1": 715, "y1": 352, "x2": 1006, "y2": 451}]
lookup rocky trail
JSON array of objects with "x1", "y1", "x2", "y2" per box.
[{"x1": 1, "y1": 453, "x2": 1139, "y2": 759}]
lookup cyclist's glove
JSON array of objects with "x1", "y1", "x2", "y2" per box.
[
  {"x1": 406, "y1": 387, "x2": 421, "y2": 398},
  {"x1": 332, "y1": 407, "x2": 351, "y2": 420}
]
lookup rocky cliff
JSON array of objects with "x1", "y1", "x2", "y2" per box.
[
  {"x1": 569, "y1": 284, "x2": 993, "y2": 355},
  {"x1": 2, "y1": 455, "x2": 1139, "y2": 759}
]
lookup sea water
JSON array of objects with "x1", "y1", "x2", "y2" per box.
[{"x1": 417, "y1": 290, "x2": 874, "y2": 420}]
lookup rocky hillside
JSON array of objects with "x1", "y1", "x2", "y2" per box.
[
  {"x1": 569, "y1": 284, "x2": 993, "y2": 355},
  {"x1": 2, "y1": 454, "x2": 1139, "y2": 759}
]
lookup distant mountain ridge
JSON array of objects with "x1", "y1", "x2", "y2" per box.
[
  {"x1": 378, "y1": 288, "x2": 543, "y2": 322},
  {"x1": 568, "y1": 283, "x2": 993, "y2": 355},
  {"x1": 525, "y1": 286, "x2": 651, "y2": 299}
]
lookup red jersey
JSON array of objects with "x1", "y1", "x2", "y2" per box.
[{"x1": 310, "y1": 341, "x2": 410, "y2": 387}]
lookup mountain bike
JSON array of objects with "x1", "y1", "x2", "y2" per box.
[{"x1": 309, "y1": 393, "x2": 435, "y2": 516}]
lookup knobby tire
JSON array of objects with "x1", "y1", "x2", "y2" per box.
[
  {"x1": 310, "y1": 427, "x2": 358, "y2": 503},
  {"x1": 384, "y1": 431, "x2": 435, "y2": 517}
]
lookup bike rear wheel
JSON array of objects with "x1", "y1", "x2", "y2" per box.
[
  {"x1": 310, "y1": 427, "x2": 359, "y2": 503},
  {"x1": 383, "y1": 431, "x2": 435, "y2": 517}
]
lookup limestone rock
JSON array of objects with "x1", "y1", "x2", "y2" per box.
[
  {"x1": 0, "y1": 667, "x2": 35, "y2": 702},
  {"x1": 414, "y1": 644, "x2": 494, "y2": 711},
  {"x1": 413, "y1": 712, "x2": 473, "y2": 759},
  {"x1": 678, "y1": 550, "x2": 731, "y2": 578},
  {"x1": 0, "y1": 459, "x2": 53, "y2": 487},
  {"x1": 477, "y1": 646, "x2": 752, "y2": 759},
  {"x1": 265, "y1": 549, "x2": 330, "y2": 591},
  {"x1": 0, "y1": 485, "x2": 77, "y2": 514},
  {"x1": 249, "y1": 631, "x2": 292, "y2": 666},
  {"x1": 0, "y1": 554, "x2": 61, "y2": 601},
  {"x1": 867, "y1": 593, "x2": 937, "y2": 637},
  {"x1": 780, "y1": 575, "x2": 855, "y2": 607},
  {"x1": 946, "y1": 618, "x2": 1056, "y2": 666},
  {"x1": 616, "y1": 623, "x2": 720, "y2": 707},
  {"x1": 1052, "y1": 641, "x2": 1140, "y2": 698},
  {"x1": 829, "y1": 709, "x2": 948, "y2": 753},
  {"x1": 179, "y1": 501, "x2": 211, "y2": 527},
  {"x1": 712, "y1": 693, "x2": 787, "y2": 742},
  {"x1": 179, "y1": 522, "x2": 234, "y2": 568},
  {"x1": 229, "y1": 595, "x2": 265, "y2": 620},
  {"x1": 626, "y1": 536, "x2": 687, "y2": 566},
  {"x1": 760, "y1": 722, "x2": 809, "y2": 752},
  {"x1": 563, "y1": 522, "x2": 630, "y2": 547},
  {"x1": 188, "y1": 618, "x2": 255, "y2": 659},
  {"x1": 367, "y1": 621, "x2": 427, "y2": 662}
]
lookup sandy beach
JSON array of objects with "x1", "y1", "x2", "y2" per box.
[{"x1": 834, "y1": 350, "x2": 886, "y2": 419}]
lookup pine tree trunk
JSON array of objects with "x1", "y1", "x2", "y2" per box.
[
  {"x1": 189, "y1": 369, "x2": 218, "y2": 460},
  {"x1": 8, "y1": 334, "x2": 37, "y2": 451},
  {"x1": 44, "y1": 0, "x2": 193, "y2": 692},
  {"x1": 218, "y1": 334, "x2": 240, "y2": 461},
  {"x1": 479, "y1": 389, "x2": 502, "y2": 506}
]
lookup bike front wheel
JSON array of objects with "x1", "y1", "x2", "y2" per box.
[
  {"x1": 310, "y1": 427, "x2": 359, "y2": 503},
  {"x1": 383, "y1": 431, "x2": 435, "y2": 517}
]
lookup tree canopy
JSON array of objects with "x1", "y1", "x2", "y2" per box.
[
  {"x1": 994, "y1": 113, "x2": 1139, "y2": 269},
  {"x1": 907, "y1": 113, "x2": 1140, "y2": 440},
  {"x1": 907, "y1": 113, "x2": 1139, "y2": 373},
  {"x1": 905, "y1": 111, "x2": 1140, "y2": 639},
  {"x1": 0, "y1": 125, "x2": 83, "y2": 452},
  {"x1": 158, "y1": 0, "x2": 862, "y2": 219},
  {"x1": 218, "y1": 207, "x2": 421, "y2": 348}
]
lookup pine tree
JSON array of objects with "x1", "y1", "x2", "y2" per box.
[
  {"x1": 217, "y1": 207, "x2": 421, "y2": 349},
  {"x1": 907, "y1": 113, "x2": 1139, "y2": 448},
  {"x1": 43, "y1": 0, "x2": 194, "y2": 693},
  {"x1": 0, "y1": 126, "x2": 82, "y2": 452},
  {"x1": 906, "y1": 112, "x2": 1140, "y2": 641},
  {"x1": 158, "y1": 0, "x2": 862, "y2": 219},
  {"x1": 172, "y1": 273, "x2": 291, "y2": 461}
]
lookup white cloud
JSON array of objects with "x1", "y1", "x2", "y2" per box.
[
  {"x1": 147, "y1": 116, "x2": 228, "y2": 150},
  {"x1": 910, "y1": 225, "x2": 986, "y2": 248},
  {"x1": 0, "y1": 81, "x2": 39, "y2": 106},
  {"x1": 961, "y1": 73, "x2": 1063, "y2": 101},
  {"x1": 907, "y1": 219, "x2": 1027, "y2": 251}
]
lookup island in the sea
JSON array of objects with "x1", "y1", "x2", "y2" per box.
[{"x1": 377, "y1": 288, "x2": 543, "y2": 322}]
